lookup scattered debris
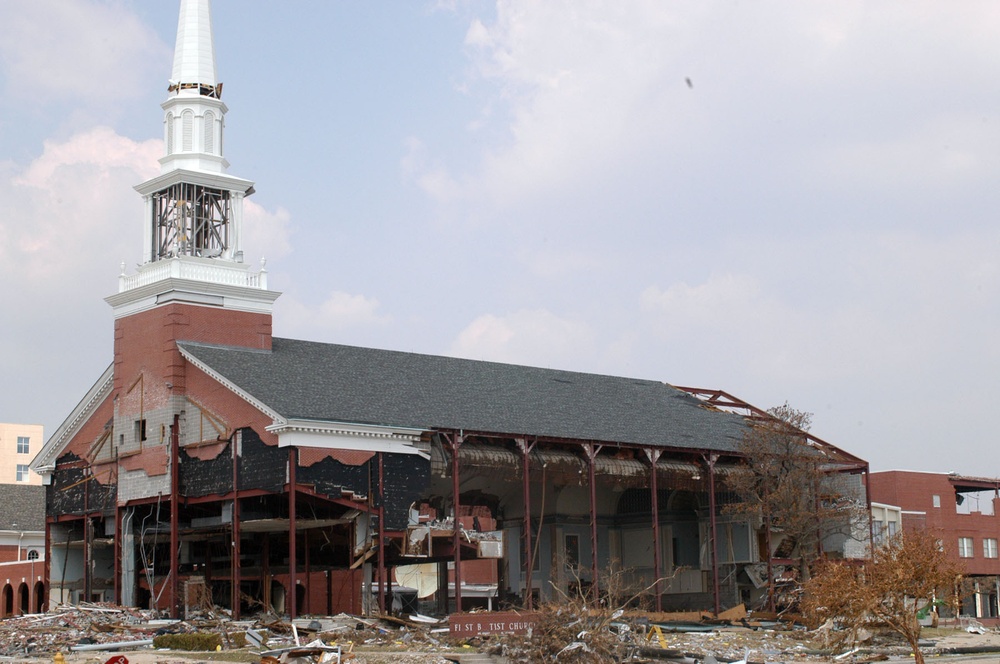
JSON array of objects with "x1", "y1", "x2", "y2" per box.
[
  {"x1": 0, "y1": 601, "x2": 998, "y2": 664},
  {"x1": 964, "y1": 618, "x2": 987, "y2": 634}
]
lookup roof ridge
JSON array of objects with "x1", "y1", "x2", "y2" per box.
[{"x1": 269, "y1": 336, "x2": 664, "y2": 385}]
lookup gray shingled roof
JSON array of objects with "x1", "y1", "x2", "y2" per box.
[
  {"x1": 179, "y1": 338, "x2": 750, "y2": 451},
  {"x1": 0, "y1": 485, "x2": 45, "y2": 531}
]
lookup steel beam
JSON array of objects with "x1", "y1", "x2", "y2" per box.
[
  {"x1": 583, "y1": 443, "x2": 602, "y2": 601},
  {"x1": 645, "y1": 448, "x2": 663, "y2": 612},
  {"x1": 288, "y1": 447, "x2": 298, "y2": 619},
  {"x1": 232, "y1": 430, "x2": 241, "y2": 619},
  {"x1": 377, "y1": 452, "x2": 386, "y2": 614},
  {"x1": 517, "y1": 438, "x2": 536, "y2": 610},
  {"x1": 450, "y1": 434, "x2": 465, "y2": 612},
  {"x1": 170, "y1": 414, "x2": 180, "y2": 618},
  {"x1": 706, "y1": 453, "x2": 720, "y2": 616}
]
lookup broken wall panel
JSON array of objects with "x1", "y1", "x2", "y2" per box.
[
  {"x1": 237, "y1": 429, "x2": 287, "y2": 493},
  {"x1": 296, "y1": 451, "x2": 430, "y2": 531},
  {"x1": 382, "y1": 453, "x2": 431, "y2": 531},
  {"x1": 297, "y1": 454, "x2": 370, "y2": 500},
  {"x1": 180, "y1": 440, "x2": 234, "y2": 497},
  {"x1": 48, "y1": 453, "x2": 117, "y2": 517}
]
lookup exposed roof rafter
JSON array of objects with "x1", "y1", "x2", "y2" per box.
[{"x1": 672, "y1": 386, "x2": 867, "y2": 467}]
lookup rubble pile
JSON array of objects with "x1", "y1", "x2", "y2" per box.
[
  {"x1": 0, "y1": 603, "x2": 998, "y2": 664},
  {"x1": 478, "y1": 606, "x2": 818, "y2": 664},
  {"x1": 0, "y1": 604, "x2": 182, "y2": 656},
  {"x1": 0, "y1": 605, "x2": 456, "y2": 661},
  {"x1": 646, "y1": 622, "x2": 815, "y2": 662},
  {"x1": 485, "y1": 604, "x2": 637, "y2": 663}
]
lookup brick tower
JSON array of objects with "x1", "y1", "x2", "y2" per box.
[{"x1": 104, "y1": 0, "x2": 279, "y2": 462}]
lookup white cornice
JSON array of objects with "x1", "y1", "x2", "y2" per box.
[
  {"x1": 105, "y1": 278, "x2": 280, "y2": 319},
  {"x1": 134, "y1": 168, "x2": 253, "y2": 196},
  {"x1": 158, "y1": 153, "x2": 230, "y2": 174},
  {"x1": 30, "y1": 364, "x2": 114, "y2": 481},
  {"x1": 268, "y1": 420, "x2": 430, "y2": 458},
  {"x1": 106, "y1": 256, "x2": 279, "y2": 318},
  {"x1": 268, "y1": 419, "x2": 425, "y2": 441},
  {"x1": 161, "y1": 95, "x2": 227, "y2": 115}
]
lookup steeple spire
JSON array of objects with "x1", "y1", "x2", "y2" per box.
[
  {"x1": 159, "y1": 0, "x2": 228, "y2": 177},
  {"x1": 171, "y1": 0, "x2": 220, "y2": 96}
]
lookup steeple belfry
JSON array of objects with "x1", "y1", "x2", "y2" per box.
[{"x1": 109, "y1": 0, "x2": 278, "y2": 322}]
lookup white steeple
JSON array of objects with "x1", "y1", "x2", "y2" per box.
[
  {"x1": 109, "y1": 0, "x2": 278, "y2": 319},
  {"x1": 160, "y1": 0, "x2": 229, "y2": 176},
  {"x1": 171, "y1": 0, "x2": 219, "y2": 91}
]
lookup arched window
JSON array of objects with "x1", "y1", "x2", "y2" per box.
[
  {"x1": 182, "y1": 110, "x2": 194, "y2": 152},
  {"x1": 203, "y1": 111, "x2": 215, "y2": 154},
  {"x1": 616, "y1": 488, "x2": 672, "y2": 516},
  {"x1": 26, "y1": 550, "x2": 39, "y2": 561},
  {"x1": 165, "y1": 113, "x2": 174, "y2": 155}
]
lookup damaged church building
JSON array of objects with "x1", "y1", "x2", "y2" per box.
[{"x1": 30, "y1": 0, "x2": 871, "y2": 620}]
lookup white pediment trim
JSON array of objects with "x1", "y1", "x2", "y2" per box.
[
  {"x1": 31, "y1": 364, "x2": 115, "y2": 482},
  {"x1": 267, "y1": 420, "x2": 429, "y2": 458}
]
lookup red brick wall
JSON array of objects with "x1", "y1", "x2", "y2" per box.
[
  {"x1": 270, "y1": 570, "x2": 363, "y2": 616},
  {"x1": 456, "y1": 559, "x2": 498, "y2": 585},
  {"x1": 114, "y1": 304, "x2": 272, "y2": 397},
  {"x1": 869, "y1": 471, "x2": 1000, "y2": 576},
  {"x1": 0, "y1": 546, "x2": 21, "y2": 563},
  {"x1": 184, "y1": 363, "x2": 278, "y2": 445},
  {"x1": 0, "y1": 560, "x2": 46, "y2": 616},
  {"x1": 62, "y1": 393, "x2": 116, "y2": 460}
]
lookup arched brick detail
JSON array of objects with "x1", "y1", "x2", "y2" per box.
[{"x1": 32, "y1": 581, "x2": 44, "y2": 614}]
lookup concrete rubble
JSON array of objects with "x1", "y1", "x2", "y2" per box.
[{"x1": 0, "y1": 603, "x2": 999, "y2": 664}]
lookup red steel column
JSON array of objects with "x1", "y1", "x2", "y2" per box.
[
  {"x1": 113, "y1": 504, "x2": 121, "y2": 606},
  {"x1": 646, "y1": 448, "x2": 663, "y2": 612},
  {"x1": 232, "y1": 430, "x2": 241, "y2": 619},
  {"x1": 377, "y1": 452, "x2": 386, "y2": 614},
  {"x1": 765, "y1": 511, "x2": 775, "y2": 612},
  {"x1": 450, "y1": 434, "x2": 464, "y2": 612},
  {"x1": 584, "y1": 444, "x2": 602, "y2": 601},
  {"x1": 706, "y1": 453, "x2": 720, "y2": 616},
  {"x1": 864, "y1": 465, "x2": 874, "y2": 552},
  {"x1": 83, "y1": 480, "x2": 91, "y2": 604},
  {"x1": 44, "y1": 520, "x2": 51, "y2": 611},
  {"x1": 518, "y1": 438, "x2": 535, "y2": 610},
  {"x1": 288, "y1": 447, "x2": 298, "y2": 620},
  {"x1": 170, "y1": 414, "x2": 180, "y2": 618}
]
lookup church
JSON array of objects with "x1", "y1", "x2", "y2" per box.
[{"x1": 31, "y1": 0, "x2": 869, "y2": 620}]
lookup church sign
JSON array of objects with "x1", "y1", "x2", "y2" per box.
[{"x1": 449, "y1": 611, "x2": 540, "y2": 636}]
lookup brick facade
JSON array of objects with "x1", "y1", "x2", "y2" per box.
[
  {"x1": 868, "y1": 471, "x2": 1000, "y2": 576},
  {"x1": 113, "y1": 303, "x2": 272, "y2": 398},
  {"x1": 869, "y1": 470, "x2": 1000, "y2": 622}
]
